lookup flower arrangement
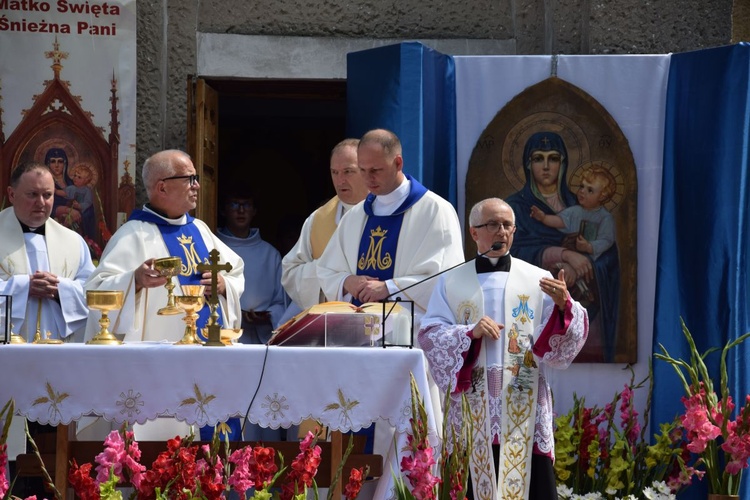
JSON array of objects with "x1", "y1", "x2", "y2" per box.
[
  {"x1": 0, "y1": 408, "x2": 368, "y2": 500},
  {"x1": 392, "y1": 374, "x2": 471, "y2": 500},
  {"x1": 553, "y1": 365, "x2": 692, "y2": 500},
  {"x1": 67, "y1": 428, "x2": 367, "y2": 500},
  {"x1": 654, "y1": 318, "x2": 750, "y2": 496}
]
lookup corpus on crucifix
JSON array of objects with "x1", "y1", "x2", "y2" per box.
[{"x1": 196, "y1": 249, "x2": 233, "y2": 347}]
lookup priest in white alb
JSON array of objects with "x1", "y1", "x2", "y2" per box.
[
  {"x1": 418, "y1": 198, "x2": 588, "y2": 500},
  {"x1": 84, "y1": 149, "x2": 244, "y2": 344},
  {"x1": 316, "y1": 129, "x2": 464, "y2": 329},
  {"x1": 280, "y1": 137, "x2": 369, "y2": 321},
  {"x1": 0, "y1": 161, "x2": 94, "y2": 342}
]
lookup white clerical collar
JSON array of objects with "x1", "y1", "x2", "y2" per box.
[
  {"x1": 372, "y1": 176, "x2": 410, "y2": 216},
  {"x1": 487, "y1": 252, "x2": 511, "y2": 266},
  {"x1": 337, "y1": 200, "x2": 355, "y2": 223},
  {"x1": 143, "y1": 205, "x2": 188, "y2": 225}
]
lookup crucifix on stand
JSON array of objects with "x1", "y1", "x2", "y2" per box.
[{"x1": 196, "y1": 249, "x2": 232, "y2": 347}]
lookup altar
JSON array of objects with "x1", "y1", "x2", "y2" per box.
[{"x1": 0, "y1": 343, "x2": 439, "y2": 499}]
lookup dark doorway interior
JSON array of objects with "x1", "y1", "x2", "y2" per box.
[{"x1": 206, "y1": 78, "x2": 347, "y2": 257}]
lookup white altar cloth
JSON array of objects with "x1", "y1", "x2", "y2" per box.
[{"x1": 0, "y1": 343, "x2": 438, "y2": 499}]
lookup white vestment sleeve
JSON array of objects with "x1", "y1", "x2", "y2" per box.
[
  {"x1": 56, "y1": 235, "x2": 96, "y2": 338},
  {"x1": 281, "y1": 212, "x2": 322, "y2": 309}
]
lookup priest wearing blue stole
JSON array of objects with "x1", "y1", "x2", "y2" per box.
[
  {"x1": 84, "y1": 149, "x2": 244, "y2": 344},
  {"x1": 83, "y1": 149, "x2": 245, "y2": 441},
  {"x1": 317, "y1": 129, "x2": 464, "y2": 328},
  {"x1": 317, "y1": 129, "x2": 464, "y2": 455}
]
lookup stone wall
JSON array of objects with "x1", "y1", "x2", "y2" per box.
[{"x1": 134, "y1": 0, "x2": 734, "y2": 202}]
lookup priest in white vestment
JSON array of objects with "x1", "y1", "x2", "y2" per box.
[
  {"x1": 316, "y1": 128, "x2": 464, "y2": 471},
  {"x1": 316, "y1": 129, "x2": 464, "y2": 330},
  {"x1": 84, "y1": 149, "x2": 244, "y2": 343},
  {"x1": 418, "y1": 198, "x2": 588, "y2": 500},
  {"x1": 280, "y1": 138, "x2": 369, "y2": 322},
  {"x1": 81, "y1": 149, "x2": 244, "y2": 441},
  {"x1": 0, "y1": 162, "x2": 94, "y2": 342}
]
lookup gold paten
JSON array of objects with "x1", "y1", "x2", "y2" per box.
[
  {"x1": 220, "y1": 328, "x2": 243, "y2": 345},
  {"x1": 154, "y1": 256, "x2": 183, "y2": 315},
  {"x1": 86, "y1": 290, "x2": 125, "y2": 345},
  {"x1": 33, "y1": 330, "x2": 63, "y2": 344}
]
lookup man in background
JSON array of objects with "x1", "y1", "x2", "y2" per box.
[
  {"x1": 280, "y1": 138, "x2": 369, "y2": 322},
  {"x1": 218, "y1": 187, "x2": 287, "y2": 344}
]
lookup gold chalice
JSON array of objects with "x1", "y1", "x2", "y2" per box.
[
  {"x1": 174, "y1": 284, "x2": 206, "y2": 345},
  {"x1": 154, "y1": 256, "x2": 183, "y2": 315},
  {"x1": 86, "y1": 290, "x2": 124, "y2": 345}
]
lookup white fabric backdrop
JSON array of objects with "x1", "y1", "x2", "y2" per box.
[{"x1": 454, "y1": 54, "x2": 670, "y2": 416}]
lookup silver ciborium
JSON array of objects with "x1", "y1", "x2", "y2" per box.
[
  {"x1": 154, "y1": 256, "x2": 183, "y2": 315},
  {"x1": 174, "y1": 284, "x2": 205, "y2": 345},
  {"x1": 86, "y1": 290, "x2": 125, "y2": 345}
]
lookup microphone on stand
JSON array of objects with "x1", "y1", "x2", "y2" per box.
[
  {"x1": 378, "y1": 242, "x2": 506, "y2": 342},
  {"x1": 381, "y1": 241, "x2": 505, "y2": 303}
]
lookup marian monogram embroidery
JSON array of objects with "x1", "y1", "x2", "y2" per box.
[
  {"x1": 358, "y1": 226, "x2": 392, "y2": 271},
  {"x1": 512, "y1": 294, "x2": 534, "y2": 324},
  {"x1": 177, "y1": 234, "x2": 202, "y2": 276}
]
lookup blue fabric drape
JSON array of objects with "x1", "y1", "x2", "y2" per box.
[
  {"x1": 346, "y1": 42, "x2": 457, "y2": 204},
  {"x1": 652, "y1": 43, "x2": 750, "y2": 499}
]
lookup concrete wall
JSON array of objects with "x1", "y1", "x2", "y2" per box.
[{"x1": 135, "y1": 0, "x2": 733, "y2": 201}]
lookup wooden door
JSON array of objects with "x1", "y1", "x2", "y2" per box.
[{"x1": 187, "y1": 76, "x2": 219, "y2": 231}]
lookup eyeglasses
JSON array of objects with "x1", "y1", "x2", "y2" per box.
[
  {"x1": 228, "y1": 201, "x2": 253, "y2": 211},
  {"x1": 161, "y1": 174, "x2": 200, "y2": 186},
  {"x1": 473, "y1": 221, "x2": 515, "y2": 233}
]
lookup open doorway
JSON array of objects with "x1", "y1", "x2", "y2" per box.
[{"x1": 205, "y1": 77, "x2": 347, "y2": 257}]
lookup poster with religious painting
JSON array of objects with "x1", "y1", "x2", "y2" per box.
[
  {"x1": 0, "y1": 0, "x2": 137, "y2": 261},
  {"x1": 465, "y1": 77, "x2": 637, "y2": 363}
]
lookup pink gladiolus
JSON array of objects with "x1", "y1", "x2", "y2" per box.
[
  {"x1": 94, "y1": 430, "x2": 126, "y2": 483},
  {"x1": 0, "y1": 444, "x2": 9, "y2": 499}
]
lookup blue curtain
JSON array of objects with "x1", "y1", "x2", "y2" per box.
[
  {"x1": 652, "y1": 43, "x2": 750, "y2": 499},
  {"x1": 346, "y1": 42, "x2": 457, "y2": 204}
]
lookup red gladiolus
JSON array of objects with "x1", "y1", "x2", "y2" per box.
[
  {"x1": 343, "y1": 466, "x2": 367, "y2": 500},
  {"x1": 280, "y1": 431, "x2": 322, "y2": 500},
  {"x1": 68, "y1": 459, "x2": 100, "y2": 500}
]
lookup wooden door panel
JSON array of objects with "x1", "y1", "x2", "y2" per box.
[{"x1": 187, "y1": 76, "x2": 219, "y2": 231}]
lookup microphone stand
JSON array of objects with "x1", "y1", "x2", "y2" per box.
[{"x1": 379, "y1": 242, "x2": 505, "y2": 346}]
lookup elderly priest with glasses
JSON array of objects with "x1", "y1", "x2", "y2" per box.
[
  {"x1": 418, "y1": 197, "x2": 588, "y2": 500},
  {"x1": 84, "y1": 149, "x2": 244, "y2": 344}
]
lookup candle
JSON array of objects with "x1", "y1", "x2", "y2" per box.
[{"x1": 393, "y1": 313, "x2": 411, "y2": 346}]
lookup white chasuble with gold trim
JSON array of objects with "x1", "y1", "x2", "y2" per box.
[
  {"x1": 444, "y1": 259, "x2": 544, "y2": 500},
  {"x1": 0, "y1": 207, "x2": 93, "y2": 341}
]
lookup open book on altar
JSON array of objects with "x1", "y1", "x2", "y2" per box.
[{"x1": 268, "y1": 301, "x2": 412, "y2": 347}]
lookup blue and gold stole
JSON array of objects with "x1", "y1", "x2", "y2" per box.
[
  {"x1": 354, "y1": 175, "x2": 427, "y2": 306},
  {"x1": 129, "y1": 209, "x2": 223, "y2": 340}
]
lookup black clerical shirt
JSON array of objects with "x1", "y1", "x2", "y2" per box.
[{"x1": 475, "y1": 253, "x2": 510, "y2": 274}]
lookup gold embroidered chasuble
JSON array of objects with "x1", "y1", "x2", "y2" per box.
[{"x1": 443, "y1": 259, "x2": 546, "y2": 500}]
